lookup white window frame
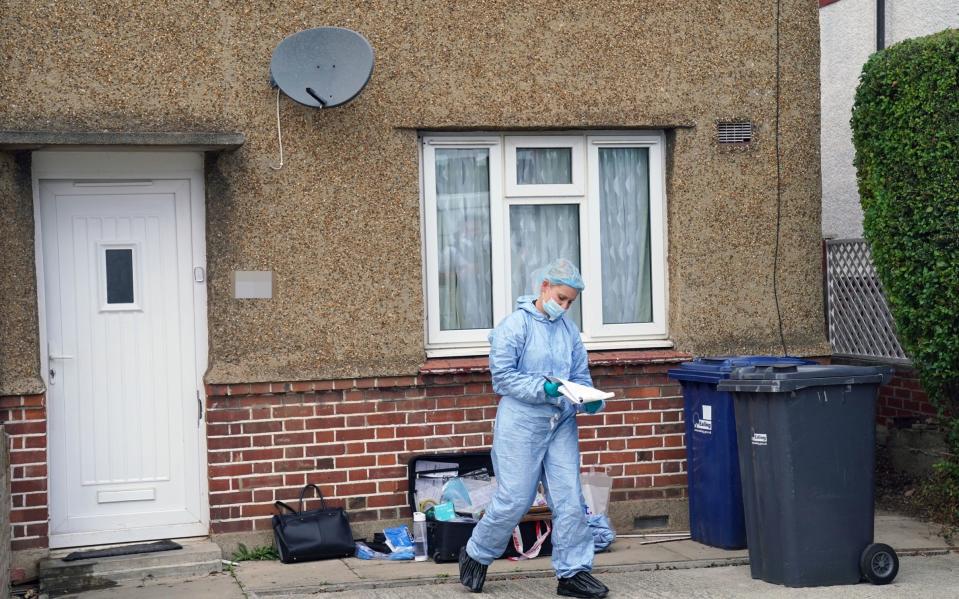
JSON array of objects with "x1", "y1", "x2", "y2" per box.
[
  {"x1": 421, "y1": 131, "x2": 670, "y2": 356},
  {"x1": 583, "y1": 135, "x2": 668, "y2": 340},
  {"x1": 505, "y1": 135, "x2": 585, "y2": 197},
  {"x1": 422, "y1": 137, "x2": 508, "y2": 347}
]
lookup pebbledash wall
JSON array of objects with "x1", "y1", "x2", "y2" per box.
[{"x1": 1, "y1": 0, "x2": 833, "y2": 581}]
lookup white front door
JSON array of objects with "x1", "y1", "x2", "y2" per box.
[{"x1": 39, "y1": 165, "x2": 208, "y2": 547}]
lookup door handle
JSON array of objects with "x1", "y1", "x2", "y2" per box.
[{"x1": 48, "y1": 353, "x2": 73, "y2": 385}]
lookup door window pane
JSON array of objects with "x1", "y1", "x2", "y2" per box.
[
  {"x1": 435, "y1": 148, "x2": 493, "y2": 331},
  {"x1": 509, "y1": 204, "x2": 582, "y2": 328},
  {"x1": 599, "y1": 147, "x2": 652, "y2": 324},
  {"x1": 105, "y1": 248, "x2": 135, "y2": 304},
  {"x1": 516, "y1": 147, "x2": 572, "y2": 185}
]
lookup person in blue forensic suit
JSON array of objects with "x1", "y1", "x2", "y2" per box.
[{"x1": 459, "y1": 259, "x2": 609, "y2": 599}]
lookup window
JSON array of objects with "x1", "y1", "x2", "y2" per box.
[
  {"x1": 422, "y1": 132, "x2": 668, "y2": 355},
  {"x1": 98, "y1": 242, "x2": 141, "y2": 311},
  {"x1": 105, "y1": 249, "x2": 135, "y2": 304}
]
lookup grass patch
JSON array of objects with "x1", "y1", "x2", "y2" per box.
[{"x1": 232, "y1": 543, "x2": 280, "y2": 562}]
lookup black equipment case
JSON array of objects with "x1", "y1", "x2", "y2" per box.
[{"x1": 407, "y1": 452, "x2": 553, "y2": 563}]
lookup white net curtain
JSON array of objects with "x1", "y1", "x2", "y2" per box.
[
  {"x1": 599, "y1": 147, "x2": 652, "y2": 324},
  {"x1": 435, "y1": 148, "x2": 494, "y2": 331},
  {"x1": 434, "y1": 143, "x2": 653, "y2": 333},
  {"x1": 510, "y1": 204, "x2": 583, "y2": 328}
]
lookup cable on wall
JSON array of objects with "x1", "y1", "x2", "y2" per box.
[
  {"x1": 773, "y1": 0, "x2": 788, "y2": 355},
  {"x1": 270, "y1": 87, "x2": 284, "y2": 171}
]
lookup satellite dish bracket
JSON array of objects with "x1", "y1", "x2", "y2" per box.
[{"x1": 305, "y1": 88, "x2": 328, "y2": 107}]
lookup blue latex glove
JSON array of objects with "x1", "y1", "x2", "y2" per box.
[
  {"x1": 544, "y1": 380, "x2": 562, "y2": 397},
  {"x1": 582, "y1": 400, "x2": 604, "y2": 414}
]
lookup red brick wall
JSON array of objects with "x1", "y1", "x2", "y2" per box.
[
  {"x1": 0, "y1": 394, "x2": 48, "y2": 553},
  {"x1": 830, "y1": 358, "x2": 935, "y2": 427},
  {"x1": 204, "y1": 352, "x2": 690, "y2": 534},
  {"x1": 1, "y1": 351, "x2": 691, "y2": 553},
  {"x1": 876, "y1": 367, "x2": 935, "y2": 427}
]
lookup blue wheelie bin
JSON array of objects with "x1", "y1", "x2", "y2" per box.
[{"x1": 667, "y1": 356, "x2": 814, "y2": 549}]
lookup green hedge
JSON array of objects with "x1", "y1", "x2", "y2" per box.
[{"x1": 851, "y1": 29, "x2": 959, "y2": 415}]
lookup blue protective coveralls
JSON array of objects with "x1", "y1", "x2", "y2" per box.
[{"x1": 465, "y1": 295, "x2": 599, "y2": 578}]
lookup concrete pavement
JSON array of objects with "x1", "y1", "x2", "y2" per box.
[
  {"x1": 55, "y1": 511, "x2": 956, "y2": 598},
  {"x1": 300, "y1": 553, "x2": 959, "y2": 599}
]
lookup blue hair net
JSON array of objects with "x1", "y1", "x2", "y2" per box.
[{"x1": 529, "y1": 258, "x2": 585, "y2": 292}]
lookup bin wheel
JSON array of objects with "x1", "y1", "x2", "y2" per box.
[{"x1": 860, "y1": 543, "x2": 899, "y2": 585}]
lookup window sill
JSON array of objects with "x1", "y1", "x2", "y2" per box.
[
  {"x1": 425, "y1": 338, "x2": 675, "y2": 359},
  {"x1": 419, "y1": 348, "x2": 691, "y2": 375}
]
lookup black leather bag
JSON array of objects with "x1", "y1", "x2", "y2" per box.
[{"x1": 272, "y1": 484, "x2": 355, "y2": 563}]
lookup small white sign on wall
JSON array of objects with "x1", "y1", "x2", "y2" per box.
[{"x1": 233, "y1": 270, "x2": 273, "y2": 299}]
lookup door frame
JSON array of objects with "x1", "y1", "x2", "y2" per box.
[{"x1": 32, "y1": 150, "x2": 210, "y2": 547}]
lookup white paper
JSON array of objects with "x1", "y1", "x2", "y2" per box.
[{"x1": 548, "y1": 377, "x2": 614, "y2": 404}]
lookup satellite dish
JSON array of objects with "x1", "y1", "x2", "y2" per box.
[{"x1": 269, "y1": 27, "x2": 374, "y2": 108}]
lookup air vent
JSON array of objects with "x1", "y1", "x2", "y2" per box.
[
  {"x1": 717, "y1": 122, "x2": 753, "y2": 144},
  {"x1": 633, "y1": 515, "x2": 669, "y2": 530}
]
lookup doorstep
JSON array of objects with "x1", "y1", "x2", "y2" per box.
[
  {"x1": 232, "y1": 510, "x2": 956, "y2": 597},
  {"x1": 39, "y1": 537, "x2": 222, "y2": 597}
]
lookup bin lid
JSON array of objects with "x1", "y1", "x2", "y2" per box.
[
  {"x1": 666, "y1": 355, "x2": 815, "y2": 384},
  {"x1": 715, "y1": 363, "x2": 893, "y2": 393}
]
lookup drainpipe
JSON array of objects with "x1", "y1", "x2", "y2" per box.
[{"x1": 876, "y1": 0, "x2": 885, "y2": 50}]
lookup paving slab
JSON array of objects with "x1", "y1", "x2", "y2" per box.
[
  {"x1": 635, "y1": 539, "x2": 748, "y2": 563},
  {"x1": 53, "y1": 570, "x2": 243, "y2": 599},
  {"x1": 236, "y1": 511, "x2": 955, "y2": 596},
  {"x1": 251, "y1": 553, "x2": 959, "y2": 599},
  {"x1": 234, "y1": 558, "x2": 363, "y2": 596},
  {"x1": 593, "y1": 541, "x2": 698, "y2": 567},
  {"x1": 61, "y1": 512, "x2": 958, "y2": 597},
  {"x1": 874, "y1": 510, "x2": 955, "y2": 551}
]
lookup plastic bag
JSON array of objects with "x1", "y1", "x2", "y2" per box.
[
  {"x1": 414, "y1": 461, "x2": 459, "y2": 512},
  {"x1": 581, "y1": 468, "x2": 612, "y2": 515},
  {"x1": 383, "y1": 526, "x2": 414, "y2": 552},
  {"x1": 532, "y1": 482, "x2": 549, "y2": 508},
  {"x1": 354, "y1": 541, "x2": 414, "y2": 561},
  {"x1": 441, "y1": 478, "x2": 472, "y2": 511},
  {"x1": 462, "y1": 477, "x2": 497, "y2": 515},
  {"x1": 441, "y1": 474, "x2": 498, "y2": 517}
]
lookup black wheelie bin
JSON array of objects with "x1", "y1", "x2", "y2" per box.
[{"x1": 717, "y1": 363, "x2": 898, "y2": 587}]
